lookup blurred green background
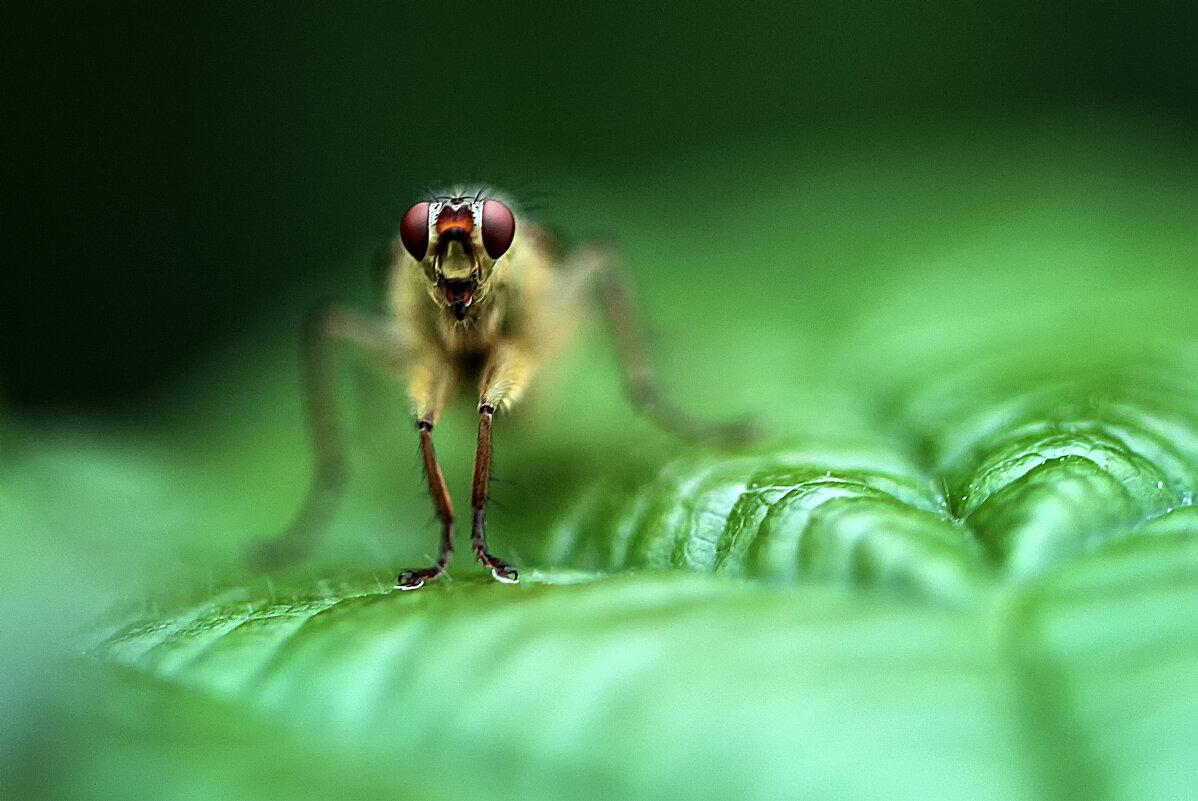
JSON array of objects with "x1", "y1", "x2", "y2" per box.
[
  {"x1": 3, "y1": 0, "x2": 1196, "y2": 414},
  {"x1": 4, "y1": 3, "x2": 1198, "y2": 801}
]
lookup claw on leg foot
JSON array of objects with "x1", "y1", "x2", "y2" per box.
[
  {"x1": 471, "y1": 507, "x2": 518, "y2": 584},
  {"x1": 481, "y1": 555, "x2": 519, "y2": 584},
  {"x1": 395, "y1": 564, "x2": 445, "y2": 591}
]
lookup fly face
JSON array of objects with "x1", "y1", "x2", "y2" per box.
[{"x1": 399, "y1": 193, "x2": 517, "y2": 320}]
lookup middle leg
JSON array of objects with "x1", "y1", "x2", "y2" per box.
[{"x1": 558, "y1": 241, "x2": 758, "y2": 447}]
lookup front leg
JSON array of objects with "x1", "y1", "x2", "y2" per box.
[
  {"x1": 470, "y1": 404, "x2": 518, "y2": 583},
  {"x1": 394, "y1": 419, "x2": 455, "y2": 590},
  {"x1": 396, "y1": 353, "x2": 458, "y2": 590},
  {"x1": 469, "y1": 346, "x2": 534, "y2": 584}
]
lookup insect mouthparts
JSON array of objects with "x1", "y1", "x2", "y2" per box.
[{"x1": 443, "y1": 278, "x2": 476, "y2": 320}]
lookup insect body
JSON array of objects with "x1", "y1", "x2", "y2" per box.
[{"x1": 253, "y1": 189, "x2": 746, "y2": 589}]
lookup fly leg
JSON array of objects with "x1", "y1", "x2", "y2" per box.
[
  {"x1": 250, "y1": 303, "x2": 411, "y2": 569},
  {"x1": 396, "y1": 351, "x2": 458, "y2": 590},
  {"x1": 394, "y1": 418, "x2": 454, "y2": 589},
  {"x1": 563, "y1": 241, "x2": 757, "y2": 447},
  {"x1": 469, "y1": 346, "x2": 534, "y2": 583}
]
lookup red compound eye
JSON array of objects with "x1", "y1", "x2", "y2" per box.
[
  {"x1": 399, "y1": 201, "x2": 431, "y2": 261},
  {"x1": 481, "y1": 199, "x2": 515, "y2": 259}
]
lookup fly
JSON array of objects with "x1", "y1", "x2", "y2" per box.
[{"x1": 252, "y1": 189, "x2": 749, "y2": 589}]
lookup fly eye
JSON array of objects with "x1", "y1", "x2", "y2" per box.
[
  {"x1": 481, "y1": 199, "x2": 516, "y2": 259},
  {"x1": 399, "y1": 201, "x2": 431, "y2": 261}
]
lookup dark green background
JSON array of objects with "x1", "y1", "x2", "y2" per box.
[{"x1": 3, "y1": 1, "x2": 1196, "y2": 413}]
